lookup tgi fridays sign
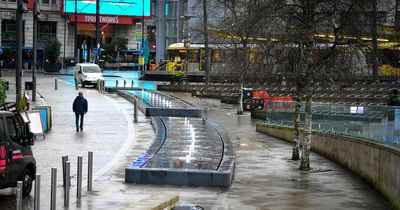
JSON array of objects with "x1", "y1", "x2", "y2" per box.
[{"x1": 69, "y1": 15, "x2": 133, "y2": 25}]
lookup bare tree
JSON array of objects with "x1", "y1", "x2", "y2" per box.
[
  {"x1": 371, "y1": 0, "x2": 379, "y2": 80},
  {"x1": 278, "y1": 0, "x2": 365, "y2": 168},
  {"x1": 203, "y1": 0, "x2": 211, "y2": 83},
  {"x1": 213, "y1": 0, "x2": 282, "y2": 114}
]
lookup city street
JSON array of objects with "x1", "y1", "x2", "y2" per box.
[
  {"x1": 0, "y1": 71, "x2": 392, "y2": 209},
  {"x1": 1, "y1": 0, "x2": 400, "y2": 208}
]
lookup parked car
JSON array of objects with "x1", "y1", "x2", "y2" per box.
[
  {"x1": 74, "y1": 63, "x2": 103, "y2": 87},
  {"x1": 0, "y1": 111, "x2": 36, "y2": 195}
]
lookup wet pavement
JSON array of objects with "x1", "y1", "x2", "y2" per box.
[
  {"x1": 65, "y1": 90, "x2": 392, "y2": 209},
  {"x1": 125, "y1": 90, "x2": 193, "y2": 109},
  {"x1": 57, "y1": 68, "x2": 158, "y2": 90},
  {"x1": 0, "y1": 69, "x2": 393, "y2": 209},
  {"x1": 138, "y1": 117, "x2": 224, "y2": 170},
  {"x1": 0, "y1": 70, "x2": 150, "y2": 209}
]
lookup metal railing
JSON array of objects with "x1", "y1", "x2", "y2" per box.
[{"x1": 265, "y1": 102, "x2": 400, "y2": 147}]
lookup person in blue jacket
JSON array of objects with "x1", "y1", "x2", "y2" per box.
[{"x1": 72, "y1": 92, "x2": 88, "y2": 132}]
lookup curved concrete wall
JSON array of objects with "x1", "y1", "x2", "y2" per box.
[{"x1": 256, "y1": 123, "x2": 400, "y2": 209}]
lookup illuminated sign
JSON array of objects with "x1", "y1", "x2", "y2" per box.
[
  {"x1": 63, "y1": 0, "x2": 150, "y2": 17},
  {"x1": 69, "y1": 15, "x2": 133, "y2": 24}
]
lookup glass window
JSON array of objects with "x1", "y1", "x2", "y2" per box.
[
  {"x1": 82, "y1": 65, "x2": 101, "y2": 73},
  {"x1": 1, "y1": 20, "x2": 17, "y2": 41},
  {"x1": 42, "y1": 0, "x2": 50, "y2": 4},
  {"x1": 166, "y1": 1, "x2": 178, "y2": 18},
  {"x1": 188, "y1": 50, "x2": 199, "y2": 62},
  {"x1": 38, "y1": 21, "x2": 57, "y2": 41},
  {"x1": 0, "y1": 119, "x2": 6, "y2": 142},
  {"x1": 6, "y1": 117, "x2": 18, "y2": 142},
  {"x1": 212, "y1": 50, "x2": 223, "y2": 63}
]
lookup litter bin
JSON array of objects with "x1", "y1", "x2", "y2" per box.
[{"x1": 251, "y1": 97, "x2": 264, "y2": 110}]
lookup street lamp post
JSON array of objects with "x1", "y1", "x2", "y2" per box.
[
  {"x1": 16, "y1": 0, "x2": 29, "y2": 107},
  {"x1": 141, "y1": 0, "x2": 145, "y2": 72},
  {"x1": 32, "y1": 1, "x2": 41, "y2": 102},
  {"x1": 95, "y1": 0, "x2": 100, "y2": 64},
  {"x1": 74, "y1": 0, "x2": 78, "y2": 64},
  {"x1": 180, "y1": 16, "x2": 194, "y2": 78},
  {"x1": 184, "y1": 38, "x2": 190, "y2": 77}
]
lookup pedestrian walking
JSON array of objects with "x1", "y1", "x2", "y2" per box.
[
  {"x1": 387, "y1": 89, "x2": 400, "y2": 106},
  {"x1": 73, "y1": 92, "x2": 88, "y2": 132}
]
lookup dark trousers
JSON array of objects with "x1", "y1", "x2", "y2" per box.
[{"x1": 75, "y1": 113, "x2": 84, "y2": 130}]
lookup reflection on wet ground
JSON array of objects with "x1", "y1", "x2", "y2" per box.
[
  {"x1": 142, "y1": 117, "x2": 223, "y2": 170},
  {"x1": 57, "y1": 68, "x2": 158, "y2": 90},
  {"x1": 125, "y1": 90, "x2": 193, "y2": 109}
]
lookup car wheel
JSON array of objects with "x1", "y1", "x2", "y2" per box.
[
  {"x1": 82, "y1": 82, "x2": 86, "y2": 88},
  {"x1": 21, "y1": 169, "x2": 33, "y2": 196}
]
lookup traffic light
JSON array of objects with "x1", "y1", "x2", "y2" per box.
[
  {"x1": 18, "y1": 0, "x2": 29, "y2": 14},
  {"x1": 34, "y1": 2, "x2": 41, "y2": 20}
]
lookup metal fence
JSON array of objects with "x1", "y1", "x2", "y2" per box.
[{"x1": 265, "y1": 102, "x2": 400, "y2": 147}]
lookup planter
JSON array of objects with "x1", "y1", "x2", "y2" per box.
[{"x1": 44, "y1": 63, "x2": 62, "y2": 72}]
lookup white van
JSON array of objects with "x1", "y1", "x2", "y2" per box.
[{"x1": 74, "y1": 63, "x2": 103, "y2": 87}]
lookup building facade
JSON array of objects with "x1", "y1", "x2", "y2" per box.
[{"x1": 0, "y1": 0, "x2": 154, "y2": 65}]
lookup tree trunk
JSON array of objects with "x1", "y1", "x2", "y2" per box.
[
  {"x1": 300, "y1": 94, "x2": 312, "y2": 170},
  {"x1": 396, "y1": 0, "x2": 400, "y2": 30},
  {"x1": 203, "y1": 0, "x2": 210, "y2": 84},
  {"x1": 237, "y1": 81, "x2": 244, "y2": 114},
  {"x1": 371, "y1": 0, "x2": 379, "y2": 80},
  {"x1": 291, "y1": 97, "x2": 301, "y2": 160}
]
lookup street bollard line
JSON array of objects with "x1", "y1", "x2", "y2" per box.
[
  {"x1": 134, "y1": 96, "x2": 138, "y2": 123},
  {"x1": 50, "y1": 168, "x2": 57, "y2": 210},
  {"x1": 16, "y1": 181, "x2": 23, "y2": 210},
  {"x1": 116, "y1": 80, "x2": 119, "y2": 87},
  {"x1": 62, "y1": 155, "x2": 68, "y2": 187},
  {"x1": 74, "y1": 78, "x2": 78, "y2": 90},
  {"x1": 124, "y1": 80, "x2": 126, "y2": 87},
  {"x1": 34, "y1": 174, "x2": 41, "y2": 210},
  {"x1": 88, "y1": 151, "x2": 93, "y2": 191},
  {"x1": 77, "y1": 156, "x2": 83, "y2": 199},
  {"x1": 64, "y1": 161, "x2": 70, "y2": 207},
  {"x1": 131, "y1": 80, "x2": 134, "y2": 87},
  {"x1": 55, "y1": 78, "x2": 58, "y2": 90}
]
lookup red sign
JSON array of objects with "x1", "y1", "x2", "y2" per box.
[{"x1": 68, "y1": 15, "x2": 133, "y2": 25}]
